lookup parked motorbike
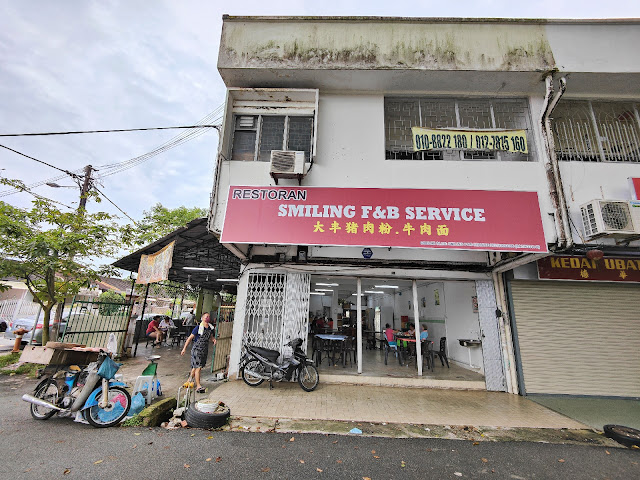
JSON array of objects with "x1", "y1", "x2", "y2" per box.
[
  {"x1": 22, "y1": 350, "x2": 131, "y2": 428},
  {"x1": 240, "y1": 338, "x2": 319, "y2": 392}
]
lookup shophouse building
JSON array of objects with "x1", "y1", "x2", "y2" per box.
[{"x1": 209, "y1": 16, "x2": 640, "y2": 397}]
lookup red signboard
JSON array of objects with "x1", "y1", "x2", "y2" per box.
[
  {"x1": 221, "y1": 186, "x2": 547, "y2": 253},
  {"x1": 538, "y1": 255, "x2": 640, "y2": 282},
  {"x1": 631, "y1": 177, "x2": 640, "y2": 200}
]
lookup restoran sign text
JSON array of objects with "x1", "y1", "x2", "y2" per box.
[{"x1": 222, "y1": 187, "x2": 547, "y2": 253}]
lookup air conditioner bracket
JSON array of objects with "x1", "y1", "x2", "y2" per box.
[{"x1": 270, "y1": 172, "x2": 304, "y2": 185}]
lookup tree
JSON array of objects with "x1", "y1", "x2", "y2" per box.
[
  {"x1": 122, "y1": 203, "x2": 206, "y2": 248},
  {"x1": 0, "y1": 180, "x2": 122, "y2": 344},
  {"x1": 97, "y1": 291, "x2": 126, "y2": 315}
]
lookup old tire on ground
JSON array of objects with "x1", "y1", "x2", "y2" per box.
[
  {"x1": 184, "y1": 405, "x2": 230, "y2": 429},
  {"x1": 603, "y1": 424, "x2": 640, "y2": 448}
]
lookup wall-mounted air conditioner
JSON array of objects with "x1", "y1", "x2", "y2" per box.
[
  {"x1": 580, "y1": 199, "x2": 640, "y2": 239},
  {"x1": 269, "y1": 150, "x2": 306, "y2": 185}
]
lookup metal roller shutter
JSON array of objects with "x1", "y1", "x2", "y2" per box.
[{"x1": 511, "y1": 280, "x2": 640, "y2": 397}]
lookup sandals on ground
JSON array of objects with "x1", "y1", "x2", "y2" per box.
[{"x1": 196, "y1": 387, "x2": 206, "y2": 393}]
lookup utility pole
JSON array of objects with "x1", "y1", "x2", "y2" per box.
[
  {"x1": 53, "y1": 164, "x2": 94, "y2": 341},
  {"x1": 78, "y1": 164, "x2": 93, "y2": 211}
]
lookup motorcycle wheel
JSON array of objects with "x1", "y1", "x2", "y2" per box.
[
  {"x1": 242, "y1": 360, "x2": 265, "y2": 387},
  {"x1": 85, "y1": 386, "x2": 131, "y2": 428},
  {"x1": 30, "y1": 378, "x2": 59, "y2": 420},
  {"x1": 298, "y1": 364, "x2": 319, "y2": 392}
]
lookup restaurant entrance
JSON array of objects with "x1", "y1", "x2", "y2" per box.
[{"x1": 307, "y1": 275, "x2": 491, "y2": 389}]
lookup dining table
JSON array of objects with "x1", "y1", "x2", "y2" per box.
[{"x1": 314, "y1": 334, "x2": 348, "y2": 367}]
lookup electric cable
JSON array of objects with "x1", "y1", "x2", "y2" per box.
[
  {"x1": 0, "y1": 144, "x2": 81, "y2": 179},
  {"x1": 92, "y1": 185, "x2": 137, "y2": 224},
  {"x1": 0, "y1": 104, "x2": 224, "y2": 197},
  {"x1": 0, "y1": 124, "x2": 221, "y2": 137}
]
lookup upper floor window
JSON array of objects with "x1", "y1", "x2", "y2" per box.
[
  {"x1": 384, "y1": 97, "x2": 534, "y2": 161},
  {"x1": 224, "y1": 88, "x2": 318, "y2": 164},
  {"x1": 552, "y1": 101, "x2": 640, "y2": 163},
  {"x1": 231, "y1": 114, "x2": 314, "y2": 162}
]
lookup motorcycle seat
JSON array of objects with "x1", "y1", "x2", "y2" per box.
[{"x1": 252, "y1": 346, "x2": 280, "y2": 362}]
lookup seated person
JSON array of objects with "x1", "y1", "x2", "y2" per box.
[
  {"x1": 406, "y1": 323, "x2": 416, "y2": 336},
  {"x1": 145, "y1": 315, "x2": 164, "y2": 346},
  {"x1": 420, "y1": 324, "x2": 429, "y2": 341},
  {"x1": 384, "y1": 323, "x2": 397, "y2": 347},
  {"x1": 158, "y1": 316, "x2": 175, "y2": 332}
]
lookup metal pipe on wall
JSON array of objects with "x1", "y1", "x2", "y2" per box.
[
  {"x1": 412, "y1": 280, "x2": 422, "y2": 376},
  {"x1": 356, "y1": 278, "x2": 362, "y2": 374}
]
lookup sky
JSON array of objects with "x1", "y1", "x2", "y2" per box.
[{"x1": 1, "y1": 1, "x2": 639, "y2": 242}]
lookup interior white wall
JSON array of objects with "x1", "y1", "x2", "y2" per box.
[
  {"x1": 443, "y1": 282, "x2": 484, "y2": 371},
  {"x1": 392, "y1": 280, "x2": 483, "y2": 372}
]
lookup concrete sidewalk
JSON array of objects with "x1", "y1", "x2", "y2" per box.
[{"x1": 209, "y1": 380, "x2": 586, "y2": 430}]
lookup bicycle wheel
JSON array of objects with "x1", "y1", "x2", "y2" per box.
[
  {"x1": 30, "y1": 378, "x2": 59, "y2": 420},
  {"x1": 298, "y1": 364, "x2": 319, "y2": 392},
  {"x1": 242, "y1": 360, "x2": 265, "y2": 387},
  {"x1": 85, "y1": 386, "x2": 131, "y2": 428}
]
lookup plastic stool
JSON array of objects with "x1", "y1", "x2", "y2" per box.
[{"x1": 133, "y1": 375, "x2": 157, "y2": 405}]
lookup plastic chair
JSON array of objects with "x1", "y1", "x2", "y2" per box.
[
  {"x1": 341, "y1": 336, "x2": 357, "y2": 367},
  {"x1": 434, "y1": 337, "x2": 450, "y2": 368},
  {"x1": 422, "y1": 340, "x2": 435, "y2": 372},
  {"x1": 383, "y1": 337, "x2": 401, "y2": 365}
]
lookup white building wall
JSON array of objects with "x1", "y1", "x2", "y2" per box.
[{"x1": 212, "y1": 92, "x2": 558, "y2": 247}]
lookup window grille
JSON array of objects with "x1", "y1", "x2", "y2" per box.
[
  {"x1": 231, "y1": 115, "x2": 314, "y2": 162},
  {"x1": 552, "y1": 101, "x2": 640, "y2": 163},
  {"x1": 384, "y1": 97, "x2": 534, "y2": 161}
]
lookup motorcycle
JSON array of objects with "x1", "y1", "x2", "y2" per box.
[
  {"x1": 22, "y1": 350, "x2": 131, "y2": 428},
  {"x1": 240, "y1": 338, "x2": 319, "y2": 392}
]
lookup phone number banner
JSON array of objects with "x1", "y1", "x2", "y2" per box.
[
  {"x1": 221, "y1": 186, "x2": 547, "y2": 253},
  {"x1": 411, "y1": 127, "x2": 528, "y2": 154}
]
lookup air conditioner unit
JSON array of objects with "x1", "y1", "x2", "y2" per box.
[
  {"x1": 270, "y1": 150, "x2": 305, "y2": 175},
  {"x1": 580, "y1": 199, "x2": 640, "y2": 238}
]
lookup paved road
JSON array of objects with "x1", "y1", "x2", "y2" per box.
[{"x1": 1, "y1": 375, "x2": 638, "y2": 479}]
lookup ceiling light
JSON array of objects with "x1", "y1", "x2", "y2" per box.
[
  {"x1": 364, "y1": 290, "x2": 384, "y2": 294},
  {"x1": 315, "y1": 283, "x2": 339, "y2": 287},
  {"x1": 310, "y1": 292, "x2": 325, "y2": 296},
  {"x1": 216, "y1": 278, "x2": 239, "y2": 282},
  {"x1": 374, "y1": 285, "x2": 399, "y2": 289},
  {"x1": 315, "y1": 288, "x2": 334, "y2": 292},
  {"x1": 183, "y1": 267, "x2": 216, "y2": 271}
]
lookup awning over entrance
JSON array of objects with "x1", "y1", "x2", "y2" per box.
[{"x1": 113, "y1": 217, "x2": 241, "y2": 293}]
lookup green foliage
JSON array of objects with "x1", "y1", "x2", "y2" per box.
[
  {"x1": 97, "y1": 291, "x2": 126, "y2": 315},
  {"x1": 121, "y1": 203, "x2": 206, "y2": 248},
  {"x1": 121, "y1": 414, "x2": 144, "y2": 427},
  {"x1": 0, "y1": 177, "x2": 123, "y2": 344},
  {"x1": 0, "y1": 352, "x2": 21, "y2": 368},
  {"x1": 0, "y1": 353, "x2": 43, "y2": 378}
]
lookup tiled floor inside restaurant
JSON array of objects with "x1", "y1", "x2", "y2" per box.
[{"x1": 310, "y1": 339, "x2": 486, "y2": 389}]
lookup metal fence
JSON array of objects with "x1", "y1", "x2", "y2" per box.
[
  {"x1": 61, "y1": 298, "x2": 133, "y2": 356},
  {"x1": 0, "y1": 293, "x2": 42, "y2": 323}
]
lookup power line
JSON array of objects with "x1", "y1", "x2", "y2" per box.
[
  {"x1": 0, "y1": 144, "x2": 81, "y2": 179},
  {"x1": 92, "y1": 185, "x2": 137, "y2": 224},
  {"x1": 0, "y1": 124, "x2": 221, "y2": 137},
  {"x1": 0, "y1": 104, "x2": 224, "y2": 197}
]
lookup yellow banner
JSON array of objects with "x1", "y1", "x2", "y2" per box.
[
  {"x1": 136, "y1": 241, "x2": 175, "y2": 285},
  {"x1": 411, "y1": 127, "x2": 528, "y2": 154}
]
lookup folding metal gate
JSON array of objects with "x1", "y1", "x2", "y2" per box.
[
  {"x1": 243, "y1": 272, "x2": 310, "y2": 356},
  {"x1": 211, "y1": 303, "x2": 235, "y2": 374}
]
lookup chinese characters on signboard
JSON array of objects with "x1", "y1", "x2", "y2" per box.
[{"x1": 221, "y1": 186, "x2": 547, "y2": 253}]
